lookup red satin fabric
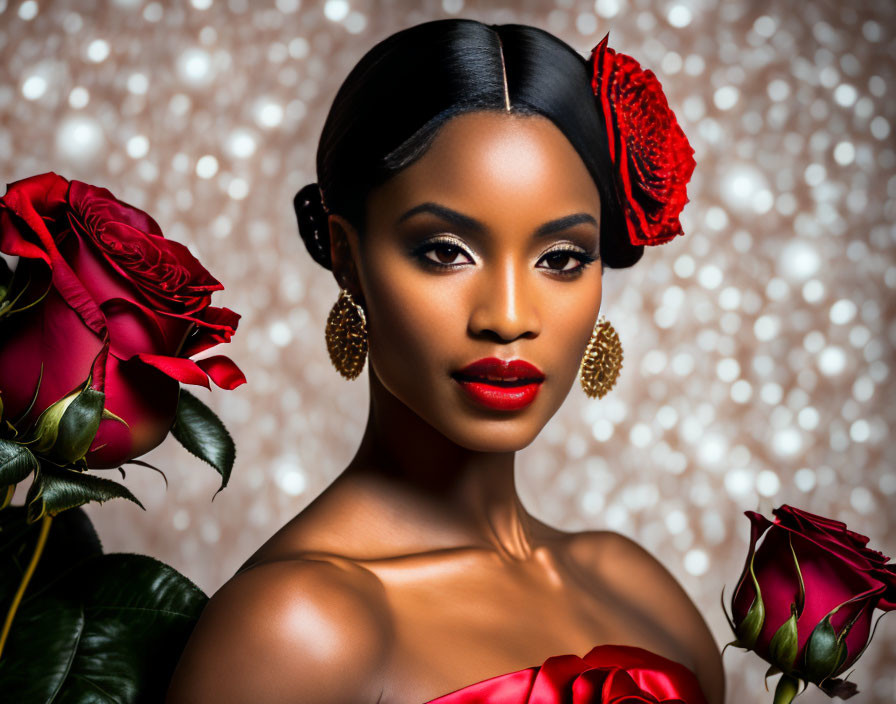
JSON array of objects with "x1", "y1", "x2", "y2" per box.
[{"x1": 425, "y1": 644, "x2": 707, "y2": 703}]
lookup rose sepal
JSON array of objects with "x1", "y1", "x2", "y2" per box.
[
  {"x1": 20, "y1": 372, "x2": 108, "y2": 466},
  {"x1": 733, "y1": 548, "x2": 766, "y2": 649},
  {"x1": 21, "y1": 387, "x2": 82, "y2": 456},
  {"x1": 804, "y1": 613, "x2": 848, "y2": 685},
  {"x1": 768, "y1": 602, "x2": 800, "y2": 673}
]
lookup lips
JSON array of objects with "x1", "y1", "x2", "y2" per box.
[{"x1": 451, "y1": 357, "x2": 544, "y2": 411}]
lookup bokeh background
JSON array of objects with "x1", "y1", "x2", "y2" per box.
[{"x1": 2, "y1": 0, "x2": 895, "y2": 701}]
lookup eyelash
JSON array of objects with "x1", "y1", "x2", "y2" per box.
[{"x1": 414, "y1": 237, "x2": 598, "y2": 278}]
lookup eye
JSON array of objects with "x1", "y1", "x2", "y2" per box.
[
  {"x1": 537, "y1": 246, "x2": 598, "y2": 277},
  {"x1": 415, "y1": 238, "x2": 475, "y2": 269}
]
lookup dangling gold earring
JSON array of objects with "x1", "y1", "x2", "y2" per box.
[
  {"x1": 579, "y1": 316, "x2": 623, "y2": 399},
  {"x1": 325, "y1": 288, "x2": 368, "y2": 379}
]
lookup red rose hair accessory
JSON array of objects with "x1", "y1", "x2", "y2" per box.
[{"x1": 589, "y1": 33, "x2": 696, "y2": 247}]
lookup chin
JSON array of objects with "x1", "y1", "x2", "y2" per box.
[{"x1": 446, "y1": 420, "x2": 543, "y2": 454}]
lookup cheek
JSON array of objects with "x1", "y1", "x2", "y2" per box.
[
  {"x1": 542, "y1": 280, "x2": 603, "y2": 398},
  {"x1": 362, "y1": 256, "x2": 463, "y2": 387}
]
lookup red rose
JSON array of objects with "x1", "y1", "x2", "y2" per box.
[
  {"x1": 0, "y1": 172, "x2": 245, "y2": 469},
  {"x1": 728, "y1": 504, "x2": 896, "y2": 696},
  {"x1": 428, "y1": 644, "x2": 707, "y2": 703},
  {"x1": 588, "y1": 33, "x2": 696, "y2": 247}
]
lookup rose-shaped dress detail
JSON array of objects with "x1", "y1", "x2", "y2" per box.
[
  {"x1": 0, "y1": 172, "x2": 245, "y2": 468},
  {"x1": 727, "y1": 504, "x2": 896, "y2": 699},
  {"x1": 426, "y1": 644, "x2": 708, "y2": 704},
  {"x1": 588, "y1": 34, "x2": 696, "y2": 247}
]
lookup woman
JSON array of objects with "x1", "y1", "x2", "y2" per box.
[{"x1": 166, "y1": 19, "x2": 724, "y2": 704}]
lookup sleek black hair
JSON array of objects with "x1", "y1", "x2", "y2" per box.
[{"x1": 294, "y1": 18, "x2": 644, "y2": 271}]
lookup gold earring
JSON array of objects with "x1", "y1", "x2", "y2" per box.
[
  {"x1": 579, "y1": 316, "x2": 623, "y2": 399},
  {"x1": 325, "y1": 288, "x2": 368, "y2": 379}
]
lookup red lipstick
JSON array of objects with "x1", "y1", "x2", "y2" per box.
[{"x1": 452, "y1": 357, "x2": 545, "y2": 411}]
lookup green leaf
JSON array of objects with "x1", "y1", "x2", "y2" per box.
[
  {"x1": 769, "y1": 602, "x2": 800, "y2": 673},
  {"x1": 0, "y1": 592, "x2": 84, "y2": 701},
  {"x1": 0, "y1": 439, "x2": 39, "y2": 487},
  {"x1": 0, "y1": 506, "x2": 207, "y2": 702},
  {"x1": 0, "y1": 505, "x2": 102, "y2": 603},
  {"x1": 734, "y1": 550, "x2": 765, "y2": 649},
  {"x1": 171, "y1": 388, "x2": 235, "y2": 496},
  {"x1": 53, "y1": 553, "x2": 208, "y2": 703},
  {"x1": 38, "y1": 465, "x2": 146, "y2": 516},
  {"x1": 0, "y1": 485, "x2": 13, "y2": 510},
  {"x1": 24, "y1": 468, "x2": 46, "y2": 524},
  {"x1": 54, "y1": 387, "x2": 105, "y2": 463}
]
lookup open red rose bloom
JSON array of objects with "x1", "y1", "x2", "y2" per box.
[
  {"x1": 589, "y1": 34, "x2": 696, "y2": 247},
  {"x1": 0, "y1": 172, "x2": 245, "y2": 468}
]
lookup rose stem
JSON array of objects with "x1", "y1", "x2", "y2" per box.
[
  {"x1": 0, "y1": 513, "x2": 53, "y2": 660},
  {"x1": 773, "y1": 674, "x2": 800, "y2": 704}
]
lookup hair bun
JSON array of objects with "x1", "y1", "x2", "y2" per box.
[{"x1": 293, "y1": 182, "x2": 333, "y2": 270}]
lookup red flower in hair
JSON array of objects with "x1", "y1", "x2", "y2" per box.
[{"x1": 589, "y1": 33, "x2": 696, "y2": 247}]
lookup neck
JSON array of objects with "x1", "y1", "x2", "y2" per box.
[{"x1": 342, "y1": 370, "x2": 538, "y2": 562}]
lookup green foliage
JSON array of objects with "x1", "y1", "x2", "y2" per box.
[
  {"x1": 773, "y1": 674, "x2": 801, "y2": 704},
  {"x1": 0, "y1": 439, "x2": 39, "y2": 488},
  {"x1": 24, "y1": 466, "x2": 145, "y2": 524},
  {"x1": 804, "y1": 614, "x2": 847, "y2": 684},
  {"x1": 171, "y1": 388, "x2": 235, "y2": 497},
  {"x1": 0, "y1": 506, "x2": 208, "y2": 703},
  {"x1": 768, "y1": 602, "x2": 800, "y2": 672},
  {"x1": 734, "y1": 550, "x2": 765, "y2": 650},
  {"x1": 53, "y1": 388, "x2": 104, "y2": 464},
  {"x1": 25, "y1": 382, "x2": 105, "y2": 467}
]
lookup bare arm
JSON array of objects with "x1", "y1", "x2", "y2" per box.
[{"x1": 165, "y1": 557, "x2": 393, "y2": 704}]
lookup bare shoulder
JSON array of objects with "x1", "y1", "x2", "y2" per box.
[
  {"x1": 165, "y1": 555, "x2": 394, "y2": 704},
  {"x1": 565, "y1": 530, "x2": 726, "y2": 704}
]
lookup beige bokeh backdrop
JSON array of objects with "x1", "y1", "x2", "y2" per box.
[{"x1": 2, "y1": 0, "x2": 895, "y2": 701}]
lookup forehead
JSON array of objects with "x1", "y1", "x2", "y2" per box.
[{"x1": 367, "y1": 110, "x2": 601, "y2": 225}]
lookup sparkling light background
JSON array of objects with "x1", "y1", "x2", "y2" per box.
[{"x1": 2, "y1": 0, "x2": 895, "y2": 701}]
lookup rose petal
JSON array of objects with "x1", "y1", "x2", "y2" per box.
[
  {"x1": 179, "y1": 305, "x2": 241, "y2": 357},
  {"x1": 134, "y1": 353, "x2": 210, "y2": 389},
  {"x1": 195, "y1": 355, "x2": 246, "y2": 390},
  {"x1": 86, "y1": 355, "x2": 179, "y2": 468}
]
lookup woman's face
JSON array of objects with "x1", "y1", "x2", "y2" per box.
[{"x1": 333, "y1": 110, "x2": 603, "y2": 453}]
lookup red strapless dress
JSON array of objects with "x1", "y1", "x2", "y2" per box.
[{"x1": 424, "y1": 644, "x2": 708, "y2": 703}]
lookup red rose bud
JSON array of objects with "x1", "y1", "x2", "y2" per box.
[
  {"x1": 0, "y1": 172, "x2": 245, "y2": 469},
  {"x1": 588, "y1": 33, "x2": 696, "y2": 248},
  {"x1": 724, "y1": 504, "x2": 896, "y2": 702}
]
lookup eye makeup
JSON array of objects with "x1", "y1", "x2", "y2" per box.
[{"x1": 409, "y1": 234, "x2": 598, "y2": 278}]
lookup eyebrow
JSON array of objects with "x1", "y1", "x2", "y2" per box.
[{"x1": 396, "y1": 202, "x2": 599, "y2": 238}]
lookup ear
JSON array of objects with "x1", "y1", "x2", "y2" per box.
[{"x1": 328, "y1": 214, "x2": 366, "y2": 309}]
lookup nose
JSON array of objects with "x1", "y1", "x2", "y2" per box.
[{"x1": 468, "y1": 256, "x2": 541, "y2": 343}]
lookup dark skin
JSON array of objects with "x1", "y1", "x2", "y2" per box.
[{"x1": 165, "y1": 111, "x2": 726, "y2": 704}]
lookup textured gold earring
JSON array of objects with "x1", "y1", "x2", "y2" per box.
[
  {"x1": 579, "y1": 316, "x2": 623, "y2": 399},
  {"x1": 325, "y1": 288, "x2": 368, "y2": 379}
]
